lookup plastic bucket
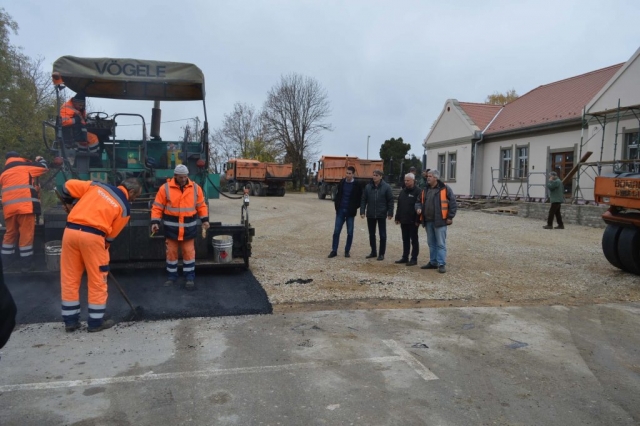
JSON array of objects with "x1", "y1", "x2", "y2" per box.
[
  {"x1": 212, "y1": 235, "x2": 233, "y2": 263},
  {"x1": 45, "y1": 240, "x2": 62, "y2": 272}
]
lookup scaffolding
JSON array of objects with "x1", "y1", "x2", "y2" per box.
[
  {"x1": 488, "y1": 168, "x2": 547, "y2": 201},
  {"x1": 572, "y1": 100, "x2": 640, "y2": 203}
]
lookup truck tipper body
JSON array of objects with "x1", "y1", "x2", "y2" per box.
[
  {"x1": 316, "y1": 156, "x2": 383, "y2": 200},
  {"x1": 225, "y1": 159, "x2": 293, "y2": 197}
]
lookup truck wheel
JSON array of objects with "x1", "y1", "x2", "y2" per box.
[
  {"x1": 278, "y1": 187, "x2": 285, "y2": 197},
  {"x1": 318, "y1": 186, "x2": 326, "y2": 199},
  {"x1": 617, "y1": 227, "x2": 640, "y2": 274},
  {"x1": 228, "y1": 182, "x2": 237, "y2": 194},
  {"x1": 602, "y1": 224, "x2": 624, "y2": 270}
]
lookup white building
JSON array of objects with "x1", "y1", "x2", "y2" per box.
[{"x1": 424, "y1": 47, "x2": 640, "y2": 201}]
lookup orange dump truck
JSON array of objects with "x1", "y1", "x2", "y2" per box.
[
  {"x1": 316, "y1": 156, "x2": 384, "y2": 200},
  {"x1": 594, "y1": 172, "x2": 640, "y2": 274},
  {"x1": 224, "y1": 159, "x2": 293, "y2": 196}
]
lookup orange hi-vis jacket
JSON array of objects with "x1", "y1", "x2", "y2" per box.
[
  {"x1": 0, "y1": 157, "x2": 48, "y2": 218},
  {"x1": 61, "y1": 180, "x2": 132, "y2": 244},
  {"x1": 151, "y1": 178, "x2": 209, "y2": 241},
  {"x1": 60, "y1": 99, "x2": 86, "y2": 127}
]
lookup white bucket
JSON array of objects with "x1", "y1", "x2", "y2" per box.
[
  {"x1": 212, "y1": 235, "x2": 233, "y2": 263},
  {"x1": 45, "y1": 240, "x2": 62, "y2": 272}
]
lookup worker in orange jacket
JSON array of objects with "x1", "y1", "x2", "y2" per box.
[
  {"x1": 151, "y1": 164, "x2": 209, "y2": 290},
  {"x1": 59, "y1": 178, "x2": 141, "y2": 332},
  {"x1": 60, "y1": 93, "x2": 99, "y2": 154},
  {"x1": 0, "y1": 151, "x2": 48, "y2": 272}
]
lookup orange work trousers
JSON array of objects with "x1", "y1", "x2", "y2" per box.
[
  {"x1": 60, "y1": 228, "x2": 110, "y2": 327},
  {"x1": 165, "y1": 238, "x2": 196, "y2": 281},
  {"x1": 1, "y1": 214, "x2": 35, "y2": 259}
]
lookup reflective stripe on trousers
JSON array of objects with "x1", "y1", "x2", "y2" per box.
[
  {"x1": 2, "y1": 214, "x2": 35, "y2": 258},
  {"x1": 165, "y1": 238, "x2": 196, "y2": 280}
]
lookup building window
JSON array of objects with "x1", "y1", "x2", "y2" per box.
[
  {"x1": 515, "y1": 146, "x2": 528, "y2": 178},
  {"x1": 501, "y1": 148, "x2": 512, "y2": 179},
  {"x1": 448, "y1": 153, "x2": 456, "y2": 180},
  {"x1": 438, "y1": 154, "x2": 446, "y2": 177},
  {"x1": 624, "y1": 132, "x2": 639, "y2": 173}
]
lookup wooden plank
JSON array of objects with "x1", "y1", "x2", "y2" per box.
[{"x1": 562, "y1": 151, "x2": 592, "y2": 185}]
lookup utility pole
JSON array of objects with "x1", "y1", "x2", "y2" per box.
[{"x1": 367, "y1": 135, "x2": 370, "y2": 159}]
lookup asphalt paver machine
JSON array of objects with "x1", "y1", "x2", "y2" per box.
[{"x1": 33, "y1": 56, "x2": 253, "y2": 272}]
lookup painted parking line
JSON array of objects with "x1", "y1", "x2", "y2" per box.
[{"x1": 0, "y1": 340, "x2": 438, "y2": 392}]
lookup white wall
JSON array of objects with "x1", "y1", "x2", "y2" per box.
[
  {"x1": 426, "y1": 101, "x2": 475, "y2": 144},
  {"x1": 479, "y1": 128, "x2": 581, "y2": 199},
  {"x1": 426, "y1": 140, "x2": 473, "y2": 196},
  {"x1": 589, "y1": 50, "x2": 640, "y2": 113}
]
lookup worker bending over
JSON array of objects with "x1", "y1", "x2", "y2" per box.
[
  {"x1": 59, "y1": 178, "x2": 141, "y2": 332},
  {"x1": 151, "y1": 164, "x2": 209, "y2": 290},
  {"x1": 0, "y1": 151, "x2": 48, "y2": 272}
]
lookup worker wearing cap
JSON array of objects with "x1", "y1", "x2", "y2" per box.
[
  {"x1": 59, "y1": 178, "x2": 142, "y2": 332},
  {"x1": 151, "y1": 164, "x2": 209, "y2": 290},
  {"x1": 60, "y1": 93, "x2": 99, "y2": 154},
  {"x1": 0, "y1": 151, "x2": 48, "y2": 272}
]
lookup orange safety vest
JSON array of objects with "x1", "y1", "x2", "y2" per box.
[
  {"x1": 62, "y1": 180, "x2": 132, "y2": 243},
  {"x1": 60, "y1": 99, "x2": 86, "y2": 127},
  {"x1": 151, "y1": 178, "x2": 208, "y2": 241},
  {"x1": 419, "y1": 186, "x2": 449, "y2": 220},
  {"x1": 0, "y1": 157, "x2": 48, "y2": 218}
]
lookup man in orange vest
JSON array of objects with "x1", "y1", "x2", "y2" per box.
[
  {"x1": 59, "y1": 178, "x2": 141, "y2": 332},
  {"x1": 151, "y1": 164, "x2": 209, "y2": 290},
  {"x1": 60, "y1": 93, "x2": 100, "y2": 154},
  {"x1": 418, "y1": 169, "x2": 457, "y2": 273},
  {"x1": 1, "y1": 151, "x2": 49, "y2": 272}
]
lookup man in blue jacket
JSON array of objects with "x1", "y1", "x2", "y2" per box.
[
  {"x1": 329, "y1": 166, "x2": 363, "y2": 258},
  {"x1": 360, "y1": 169, "x2": 394, "y2": 261}
]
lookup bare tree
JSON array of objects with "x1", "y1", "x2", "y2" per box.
[{"x1": 262, "y1": 73, "x2": 332, "y2": 189}]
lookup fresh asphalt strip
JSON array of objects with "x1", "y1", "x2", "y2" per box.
[{"x1": 6, "y1": 268, "x2": 272, "y2": 324}]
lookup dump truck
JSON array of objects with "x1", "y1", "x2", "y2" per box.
[
  {"x1": 224, "y1": 159, "x2": 293, "y2": 196},
  {"x1": 594, "y1": 172, "x2": 640, "y2": 274},
  {"x1": 316, "y1": 156, "x2": 384, "y2": 199},
  {"x1": 1, "y1": 56, "x2": 254, "y2": 273}
]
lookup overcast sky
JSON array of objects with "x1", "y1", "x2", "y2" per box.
[{"x1": 5, "y1": 0, "x2": 640, "y2": 162}]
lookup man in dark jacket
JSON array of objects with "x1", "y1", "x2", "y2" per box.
[
  {"x1": 360, "y1": 169, "x2": 394, "y2": 261},
  {"x1": 394, "y1": 173, "x2": 422, "y2": 266},
  {"x1": 0, "y1": 254, "x2": 17, "y2": 352},
  {"x1": 419, "y1": 169, "x2": 457, "y2": 273},
  {"x1": 329, "y1": 166, "x2": 363, "y2": 258}
]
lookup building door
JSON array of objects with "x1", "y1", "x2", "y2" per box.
[{"x1": 551, "y1": 151, "x2": 574, "y2": 196}]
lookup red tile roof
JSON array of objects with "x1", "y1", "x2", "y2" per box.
[
  {"x1": 484, "y1": 63, "x2": 624, "y2": 135},
  {"x1": 458, "y1": 102, "x2": 503, "y2": 131}
]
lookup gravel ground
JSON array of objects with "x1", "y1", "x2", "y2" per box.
[{"x1": 212, "y1": 191, "x2": 640, "y2": 312}]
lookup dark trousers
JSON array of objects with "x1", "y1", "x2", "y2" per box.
[
  {"x1": 367, "y1": 218, "x2": 387, "y2": 256},
  {"x1": 547, "y1": 203, "x2": 563, "y2": 227},
  {"x1": 400, "y1": 223, "x2": 420, "y2": 261}
]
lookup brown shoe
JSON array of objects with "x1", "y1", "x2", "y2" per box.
[{"x1": 65, "y1": 322, "x2": 81, "y2": 333}]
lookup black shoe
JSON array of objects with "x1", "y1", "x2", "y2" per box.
[
  {"x1": 20, "y1": 261, "x2": 34, "y2": 273},
  {"x1": 328, "y1": 251, "x2": 337, "y2": 258},
  {"x1": 164, "y1": 279, "x2": 176, "y2": 286},
  {"x1": 394, "y1": 258, "x2": 408, "y2": 264},
  {"x1": 438, "y1": 265, "x2": 446, "y2": 273},
  {"x1": 65, "y1": 322, "x2": 81, "y2": 333},
  {"x1": 420, "y1": 263, "x2": 438, "y2": 269},
  {"x1": 377, "y1": 255, "x2": 384, "y2": 261},
  {"x1": 88, "y1": 319, "x2": 115, "y2": 333},
  {"x1": 344, "y1": 252, "x2": 350, "y2": 258},
  {"x1": 366, "y1": 253, "x2": 377, "y2": 259},
  {"x1": 542, "y1": 225, "x2": 553, "y2": 229},
  {"x1": 406, "y1": 260, "x2": 417, "y2": 266},
  {"x1": 185, "y1": 280, "x2": 195, "y2": 290},
  {"x1": 555, "y1": 225, "x2": 564, "y2": 229}
]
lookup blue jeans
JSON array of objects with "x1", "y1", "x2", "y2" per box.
[
  {"x1": 332, "y1": 208, "x2": 354, "y2": 253},
  {"x1": 425, "y1": 222, "x2": 447, "y2": 266}
]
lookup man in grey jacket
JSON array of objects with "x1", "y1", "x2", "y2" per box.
[
  {"x1": 418, "y1": 169, "x2": 457, "y2": 273},
  {"x1": 543, "y1": 171, "x2": 564, "y2": 229},
  {"x1": 360, "y1": 169, "x2": 394, "y2": 261}
]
